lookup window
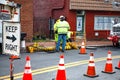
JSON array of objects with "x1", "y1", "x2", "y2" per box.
[{"x1": 94, "y1": 16, "x2": 120, "y2": 30}]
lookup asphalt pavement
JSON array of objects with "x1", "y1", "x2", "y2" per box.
[
  {"x1": 1, "y1": 40, "x2": 119, "y2": 80},
  {"x1": 0, "y1": 46, "x2": 120, "y2": 80}
]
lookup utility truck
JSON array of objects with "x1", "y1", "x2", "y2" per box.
[{"x1": 107, "y1": 22, "x2": 120, "y2": 47}]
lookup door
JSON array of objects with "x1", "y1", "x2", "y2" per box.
[{"x1": 76, "y1": 16, "x2": 84, "y2": 39}]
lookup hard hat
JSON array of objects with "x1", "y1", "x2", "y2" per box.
[
  {"x1": 59, "y1": 15, "x2": 65, "y2": 21},
  {"x1": 59, "y1": 15, "x2": 65, "y2": 19}
]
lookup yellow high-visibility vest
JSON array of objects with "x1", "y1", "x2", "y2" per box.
[{"x1": 56, "y1": 21, "x2": 70, "y2": 34}]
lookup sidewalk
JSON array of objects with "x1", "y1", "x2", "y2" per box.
[
  {"x1": 25, "y1": 40, "x2": 113, "y2": 47},
  {"x1": 86, "y1": 41, "x2": 112, "y2": 47}
]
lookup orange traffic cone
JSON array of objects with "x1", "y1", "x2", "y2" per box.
[
  {"x1": 79, "y1": 41, "x2": 87, "y2": 54},
  {"x1": 115, "y1": 60, "x2": 120, "y2": 69},
  {"x1": 22, "y1": 56, "x2": 32, "y2": 80},
  {"x1": 102, "y1": 50, "x2": 115, "y2": 74},
  {"x1": 52, "y1": 54, "x2": 67, "y2": 80},
  {"x1": 84, "y1": 52, "x2": 99, "y2": 78}
]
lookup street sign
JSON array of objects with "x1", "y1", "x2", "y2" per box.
[{"x1": 2, "y1": 21, "x2": 21, "y2": 56}]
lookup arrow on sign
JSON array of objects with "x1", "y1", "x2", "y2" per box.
[{"x1": 6, "y1": 35, "x2": 16, "y2": 42}]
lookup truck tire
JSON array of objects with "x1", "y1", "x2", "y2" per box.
[{"x1": 113, "y1": 42, "x2": 119, "y2": 47}]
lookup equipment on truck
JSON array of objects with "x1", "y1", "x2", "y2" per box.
[{"x1": 0, "y1": 0, "x2": 21, "y2": 43}]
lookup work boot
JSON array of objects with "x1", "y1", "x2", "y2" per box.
[
  {"x1": 61, "y1": 50, "x2": 65, "y2": 52},
  {"x1": 55, "y1": 50, "x2": 59, "y2": 52}
]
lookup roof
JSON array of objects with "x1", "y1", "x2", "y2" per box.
[{"x1": 70, "y1": 0, "x2": 120, "y2": 11}]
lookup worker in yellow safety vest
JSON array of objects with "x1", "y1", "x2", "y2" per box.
[
  {"x1": 67, "y1": 31, "x2": 73, "y2": 42},
  {"x1": 55, "y1": 15, "x2": 70, "y2": 52},
  {"x1": 54, "y1": 19, "x2": 60, "y2": 42}
]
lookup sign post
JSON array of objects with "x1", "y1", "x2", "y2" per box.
[
  {"x1": 2, "y1": 21, "x2": 21, "y2": 80},
  {"x1": 10, "y1": 58, "x2": 14, "y2": 80}
]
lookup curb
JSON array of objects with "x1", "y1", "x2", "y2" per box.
[
  {"x1": 86, "y1": 45, "x2": 113, "y2": 50},
  {"x1": 86, "y1": 45, "x2": 113, "y2": 47}
]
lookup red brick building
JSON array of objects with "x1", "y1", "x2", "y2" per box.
[
  {"x1": 11, "y1": 0, "x2": 33, "y2": 41},
  {"x1": 13, "y1": 0, "x2": 120, "y2": 41}
]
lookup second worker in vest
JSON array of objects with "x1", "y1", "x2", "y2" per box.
[{"x1": 55, "y1": 15, "x2": 70, "y2": 52}]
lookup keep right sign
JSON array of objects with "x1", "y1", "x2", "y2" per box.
[{"x1": 2, "y1": 21, "x2": 21, "y2": 56}]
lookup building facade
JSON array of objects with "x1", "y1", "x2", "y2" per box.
[
  {"x1": 11, "y1": 0, "x2": 33, "y2": 41},
  {"x1": 12, "y1": 0, "x2": 120, "y2": 41},
  {"x1": 69, "y1": 0, "x2": 120, "y2": 40}
]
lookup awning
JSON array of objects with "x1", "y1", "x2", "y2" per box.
[{"x1": 70, "y1": 0, "x2": 120, "y2": 11}]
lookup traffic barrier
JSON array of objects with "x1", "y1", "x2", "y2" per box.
[
  {"x1": 9, "y1": 55, "x2": 20, "y2": 59},
  {"x1": 115, "y1": 60, "x2": 120, "y2": 69},
  {"x1": 84, "y1": 52, "x2": 99, "y2": 78},
  {"x1": 52, "y1": 54, "x2": 67, "y2": 80},
  {"x1": 79, "y1": 41, "x2": 87, "y2": 54},
  {"x1": 102, "y1": 50, "x2": 115, "y2": 74},
  {"x1": 22, "y1": 56, "x2": 32, "y2": 80}
]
